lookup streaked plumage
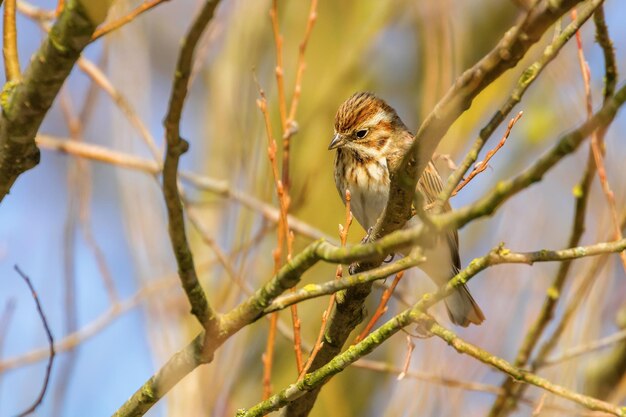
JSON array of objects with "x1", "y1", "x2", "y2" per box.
[{"x1": 329, "y1": 92, "x2": 484, "y2": 327}]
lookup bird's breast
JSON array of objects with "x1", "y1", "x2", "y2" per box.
[{"x1": 334, "y1": 150, "x2": 390, "y2": 230}]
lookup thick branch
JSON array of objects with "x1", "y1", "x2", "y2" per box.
[
  {"x1": 0, "y1": 0, "x2": 108, "y2": 201},
  {"x1": 111, "y1": 226, "x2": 428, "y2": 417},
  {"x1": 284, "y1": 7, "x2": 593, "y2": 410},
  {"x1": 237, "y1": 232, "x2": 626, "y2": 416}
]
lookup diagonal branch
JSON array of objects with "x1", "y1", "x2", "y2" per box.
[
  {"x1": 438, "y1": 0, "x2": 603, "y2": 206},
  {"x1": 284, "y1": 7, "x2": 596, "y2": 412},
  {"x1": 236, "y1": 233, "x2": 626, "y2": 416},
  {"x1": 427, "y1": 318, "x2": 625, "y2": 417},
  {"x1": 436, "y1": 81, "x2": 626, "y2": 232},
  {"x1": 91, "y1": 0, "x2": 169, "y2": 42},
  {"x1": 377, "y1": 0, "x2": 589, "y2": 240}
]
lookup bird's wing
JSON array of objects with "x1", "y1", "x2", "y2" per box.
[{"x1": 415, "y1": 161, "x2": 461, "y2": 271}]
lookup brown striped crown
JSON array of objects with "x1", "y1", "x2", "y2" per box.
[{"x1": 334, "y1": 92, "x2": 405, "y2": 135}]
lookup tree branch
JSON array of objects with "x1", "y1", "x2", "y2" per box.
[
  {"x1": 162, "y1": 0, "x2": 221, "y2": 332},
  {"x1": 438, "y1": 0, "x2": 603, "y2": 206},
  {"x1": 436, "y1": 81, "x2": 626, "y2": 232},
  {"x1": 379, "y1": 0, "x2": 589, "y2": 239},
  {"x1": 428, "y1": 318, "x2": 626, "y2": 416},
  {"x1": 0, "y1": 0, "x2": 109, "y2": 201},
  {"x1": 236, "y1": 232, "x2": 626, "y2": 416},
  {"x1": 14, "y1": 266, "x2": 55, "y2": 417}
]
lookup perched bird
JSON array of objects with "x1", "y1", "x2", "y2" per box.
[{"x1": 328, "y1": 92, "x2": 484, "y2": 327}]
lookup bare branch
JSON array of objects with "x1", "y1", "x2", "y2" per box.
[
  {"x1": 13, "y1": 266, "x2": 55, "y2": 417},
  {"x1": 438, "y1": 0, "x2": 603, "y2": 207},
  {"x1": 452, "y1": 111, "x2": 523, "y2": 197},
  {"x1": 91, "y1": 0, "x2": 170, "y2": 41},
  {"x1": 0, "y1": 0, "x2": 110, "y2": 201},
  {"x1": 162, "y1": 0, "x2": 222, "y2": 331}
]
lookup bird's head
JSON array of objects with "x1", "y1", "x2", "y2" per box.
[{"x1": 328, "y1": 92, "x2": 407, "y2": 153}]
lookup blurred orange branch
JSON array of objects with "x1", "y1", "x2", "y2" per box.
[
  {"x1": 3, "y1": 0, "x2": 20, "y2": 81},
  {"x1": 91, "y1": 0, "x2": 170, "y2": 42},
  {"x1": 354, "y1": 271, "x2": 404, "y2": 343},
  {"x1": 269, "y1": 0, "x2": 287, "y2": 132},
  {"x1": 299, "y1": 189, "x2": 353, "y2": 380},
  {"x1": 571, "y1": 8, "x2": 626, "y2": 273},
  {"x1": 34, "y1": 135, "x2": 332, "y2": 241}
]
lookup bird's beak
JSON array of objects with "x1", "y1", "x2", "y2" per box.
[{"x1": 328, "y1": 133, "x2": 345, "y2": 150}]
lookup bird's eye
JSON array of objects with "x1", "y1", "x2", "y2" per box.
[{"x1": 355, "y1": 129, "x2": 368, "y2": 139}]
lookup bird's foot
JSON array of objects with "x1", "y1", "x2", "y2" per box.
[{"x1": 360, "y1": 227, "x2": 374, "y2": 244}]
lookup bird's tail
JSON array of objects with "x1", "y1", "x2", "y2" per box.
[{"x1": 444, "y1": 284, "x2": 485, "y2": 327}]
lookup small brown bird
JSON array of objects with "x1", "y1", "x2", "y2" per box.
[{"x1": 329, "y1": 92, "x2": 484, "y2": 327}]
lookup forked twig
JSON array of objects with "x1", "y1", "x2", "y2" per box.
[{"x1": 453, "y1": 111, "x2": 523, "y2": 196}]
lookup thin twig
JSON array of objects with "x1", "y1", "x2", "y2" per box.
[
  {"x1": 262, "y1": 313, "x2": 278, "y2": 400},
  {"x1": 354, "y1": 271, "x2": 404, "y2": 343},
  {"x1": 571, "y1": 8, "x2": 626, "y2": 273},
  {"x1": 531, "y1": 394, "x2": 547, "y2": 416},
  {"x1": 396, "y1": 334, "x2": 415, "y2": 380},
  {"x1": 16, "y1": 1, "x2": 55, "y2": 20},
  {"x1": 541, "y1": 328, "x2": 626, "y2": 368},
  {"x1": 257, "y1": 80, "x2": 293, "y2": 396},
  {"x1": 34, "y1": 134, "x2": 332, "y2": 242},
  {"x1": 91, "y1": 0, "x2": 170, "y2": 42},
  {"x1": 299, "y1": 190, "x2": 353, "y2": 380},
  {"x1": 452, "y1": 111, "x2": 523, "y2": 196},
  {"x1": 530, "y1": 212, "x2": 626, "y2": 371},
  {"x1": 257, "y1": 82, "x2": 303, "y2": 377},
  {"x1": 281, "y1": 0, "x2": 318, "y2": 190},
  {"x1": 353, "y1": 360, "x2": 604, "y2": 416},
  {"x1": 269, "y1": 0, "x2": 287, "y2": 132},
  {"x1": 14, "y1": 266, "x2": 55, "y2": 417},
  {"x1": 77, "y1": 58, "x2": 161, "y2": 160},
  {"x1": 3, "y1": 0, "x2": 20, "y2": 81},
  {"x1": 286, "y1": 0, "x2": 317, "y2": 124},
  {"x1": 436, "y1": 0, "x2": 603, "y2": 209},
  {"x1": 427, "y1": 316, "x2": 625, "y2": 417},
  {"x1": 266, "y1": 239, "x2": 626, "y2": 316}
]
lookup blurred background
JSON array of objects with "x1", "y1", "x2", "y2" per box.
[{"x1": 1, "y1": 0, "x2": 626, "y2": 416}]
